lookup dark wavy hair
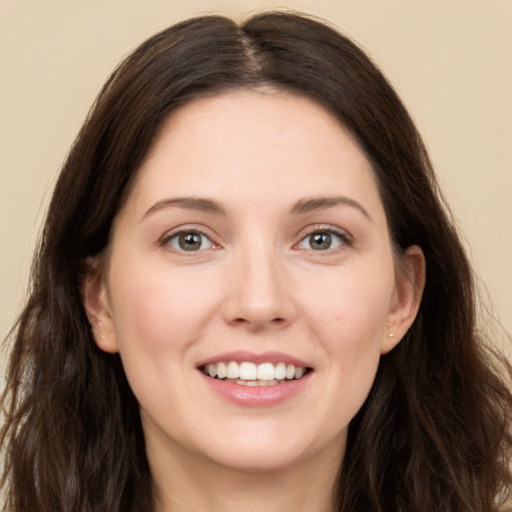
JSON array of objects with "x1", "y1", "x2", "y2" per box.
[{"x1": 1, "y1": 11, "x2": 511, "y2": 512}]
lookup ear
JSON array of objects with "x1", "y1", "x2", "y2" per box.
[
  {"x1": 81, "y1": 257, "x2": 119, "y2": 354},
  {"x1": 381, "y1": 245, "x2": 426, "y2": 354}
]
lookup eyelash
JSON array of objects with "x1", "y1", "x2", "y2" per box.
[
  {"x1": 160, "y1": 224, "x2": 353, "y2": 253},
  {"x1": 160, "y1": 228, "x2": 217, "y2": 253},
  {"x1": 296, "y1": 225, "x2": 353, "y2": 251}
]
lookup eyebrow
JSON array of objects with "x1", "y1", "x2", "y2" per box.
[
  {"x1": 142, "y1": 195, "x2": 371, "y2": 221},
  {"x1": 142, "y1": 197, "x2": 227, "y2": 220},
  {"x1": 289, "y1": 196, "x2": 371, "y2": 220}
]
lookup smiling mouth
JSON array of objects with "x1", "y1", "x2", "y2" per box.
[{"x1": 200, "y1": 361, "x2": 311, "y2": 386}]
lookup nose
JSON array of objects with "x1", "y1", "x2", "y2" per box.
[{"x1": 221, "y1": 243, "x2": 296, "y2": 331}]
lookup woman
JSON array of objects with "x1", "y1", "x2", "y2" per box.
[{"x1": 1, "y1": 11, "x2": 511, "y2": 512}]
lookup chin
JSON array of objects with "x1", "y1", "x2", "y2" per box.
[
  {"x1": 205, "y1": 445, "x2": 308, "y2": 473},
  {"x1": 196, "y1": 424, "x2": 344, "y2": 474}
]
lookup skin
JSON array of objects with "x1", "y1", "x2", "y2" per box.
[{"x1": 84, "y1": 89, "x2": 424, "y2": 512}]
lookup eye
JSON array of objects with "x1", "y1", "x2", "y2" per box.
[
  {"x1": 166, "y1": 231, "x2": 213, "y2": 252},
  {"x1": 297, "y1": 229, "x2": 348, "y2": 251}
]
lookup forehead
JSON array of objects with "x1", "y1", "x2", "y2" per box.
[{"x1": 120, "y1": 89, "x2": 385, "y2": 224}]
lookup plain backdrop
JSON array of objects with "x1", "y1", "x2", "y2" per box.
[{"x1": 1, "y1": 0, "x2": 511, "y2": 377}]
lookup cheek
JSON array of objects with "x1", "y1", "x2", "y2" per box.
[
  {"x1": 300, "y1": 262, "x2": 394, "y2": 369},
  {"x1": 107, "y1": 261, "x2": 221, "y2": 359},
  {"x1": 308, "y1": 263, "x2": 391, "y2": 320},
  {"x1": 105, "y1": 261, "x2": 225, "y2": 421}
]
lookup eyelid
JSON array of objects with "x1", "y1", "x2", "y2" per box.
[
  {"x1": 158, "y1": 223, "x2": 352, "y2": 252},
  {"x1": 294, "y1": 224, "x2": 353, "y2": 250},
  {"x1": 159, "y1": 225, "x2": 221, "y2": 252}
]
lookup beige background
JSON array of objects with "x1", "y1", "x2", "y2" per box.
[{"x1": 1, "y1": 0, "x2": 511, "y2": 377}]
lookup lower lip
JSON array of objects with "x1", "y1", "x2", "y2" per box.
[{"x1": 200, "y1": 371, "x2": 312, "y2": 407}]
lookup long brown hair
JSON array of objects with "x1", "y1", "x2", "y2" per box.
[{"x1": 1, "y1": 12, "x2": 511, "y2": 512}]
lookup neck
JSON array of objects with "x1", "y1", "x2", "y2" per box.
[{"x1": 149, "y1": 438, "x2": 343, "y2": 512}]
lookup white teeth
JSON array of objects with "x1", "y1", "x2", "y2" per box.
[
  {"x1": 233, "y1": 379, "x2": 277, "y2": 386},
  {"x1": 256, "y1": 362, "x2": 275, "y2": 380},
  {"x1": 217, "y1": 362, "x2": 227, "y2": 379},
  {"x1": 239, "y1": 362, "x2": 257, "y2": 380},
  {"x1": 274, "y1": 362, "x2": 286, "y2": 380},
  {"x1": 203, "y1": 361, "x2": 309, "y2": 383},
  {"x1": 226, "y1": 361, "x2": 240, "y2": 379}
]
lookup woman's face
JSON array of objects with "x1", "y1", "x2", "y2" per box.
[{"x1": 85, "y1": 89, "x2": 422, "y2": 475}]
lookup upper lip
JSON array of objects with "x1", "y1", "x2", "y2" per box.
[{"x1": 196, "y1": 351, "x2": 312, "y2": 369}]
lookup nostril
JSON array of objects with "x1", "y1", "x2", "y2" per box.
[{"x1": 230, "y1": 316, "x2": 287, "y2": 328}]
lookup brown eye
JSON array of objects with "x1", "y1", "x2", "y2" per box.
[
  {"x1": 298, "y1": 230, "x2": 346, "y2": 251},
  {"x1": 167, "y1": 231, "x2": 212, "y2": 252},
  {"x1": 309, "y1": 233, "x2": 332, "y2": 250}
]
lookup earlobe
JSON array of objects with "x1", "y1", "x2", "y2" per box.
[
  {"x1": 381, "y1": 245, "x2": 426, "y2": 354},
  {"x1": 81, "y1": 257, "x2": 119, "y2": 354}
]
